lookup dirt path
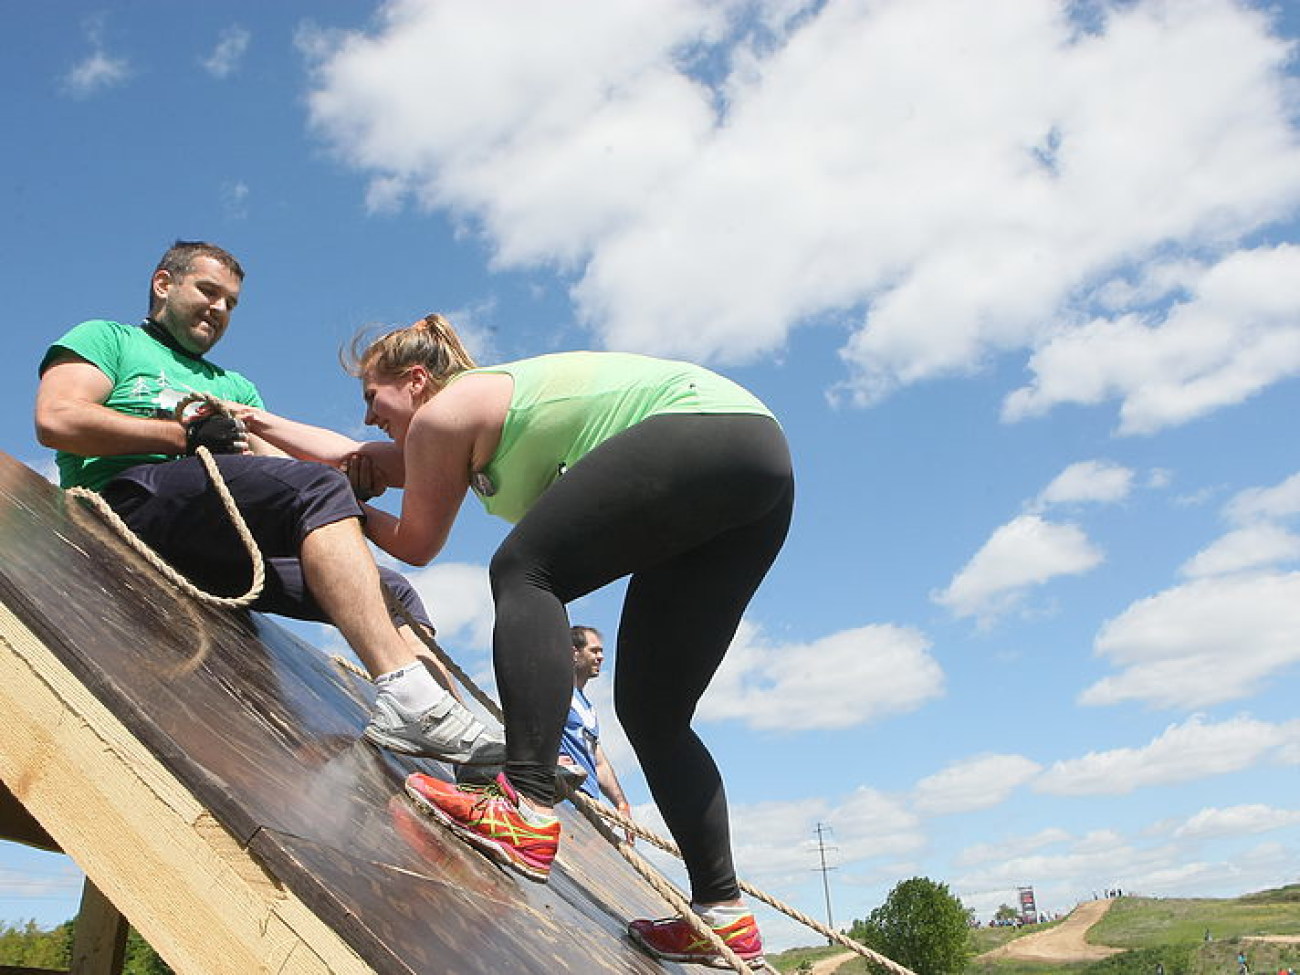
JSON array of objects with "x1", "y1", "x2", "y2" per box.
[
  {"x1": 804, "y1": 951, "x2": 856, "y2": 975},
  {"x1": 977, "y1": 898, "x2": 1123, "y2": 963}
]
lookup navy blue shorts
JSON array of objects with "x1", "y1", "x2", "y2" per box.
[{"x1": 100, "y1": 455, "x2": 430, "y2": 628}]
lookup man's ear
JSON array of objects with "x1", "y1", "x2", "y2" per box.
[{"x1": 151, "y1": 269, "x2": 173, "y2": 306}]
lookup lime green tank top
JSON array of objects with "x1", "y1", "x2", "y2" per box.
[{"x1": 458, "y1": 352, "x2": 773, "y2": 523}]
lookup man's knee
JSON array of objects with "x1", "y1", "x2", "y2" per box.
[{"x1": 377, "y1": 567, "x2": 432, "y2": 628}]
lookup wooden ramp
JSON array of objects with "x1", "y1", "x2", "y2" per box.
[{"x1": 0, "y1": 450, "x2": 687, "y2": 974}]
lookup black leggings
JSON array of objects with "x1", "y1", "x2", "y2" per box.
[{"x1": 490, "y1": 413, "x2": 793, "y2": 904}]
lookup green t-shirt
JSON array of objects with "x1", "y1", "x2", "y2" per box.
[
  {"x1": 39, "y1": 319, "x2": 264, "y2": 490},
  {"x1": 461, "y1": 352, "x2": 774, "y2": 523}
]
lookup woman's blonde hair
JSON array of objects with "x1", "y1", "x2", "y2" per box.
[{"x1": 343, "y1": 313, "x2": 477, "y2": 391}]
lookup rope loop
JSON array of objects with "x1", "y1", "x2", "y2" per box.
[{"x1": 67, "y1": 446, "x2": 265, "y2": 610}]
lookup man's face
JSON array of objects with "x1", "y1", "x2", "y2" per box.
[
  {"x1": 152, "y1": 255, "x2": 241, "y2": 355},
  {"x1": 573, "y1": 635, "x2": 604, "y2": 681}
]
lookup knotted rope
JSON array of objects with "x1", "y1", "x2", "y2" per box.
[{"x1": 66, "y1": 393, "x2": 266, "y2": 610}]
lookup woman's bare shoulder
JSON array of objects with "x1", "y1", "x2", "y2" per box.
[{"x1": 417, "y1": 371, "x2": 512, "y2": 431}]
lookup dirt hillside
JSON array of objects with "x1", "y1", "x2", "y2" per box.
[
  {"x1": 977, "y1": 898, "x2": 1123, "y2": 963},
  {"x1": 799, "y1": 898, "x2": 1122, "y2": 973}
]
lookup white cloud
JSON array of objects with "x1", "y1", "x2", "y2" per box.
[
  {"x1": 222, "y1": 181, "x2": 251, "y2": 221},
  {"x1": 1037, "y1": 460, "x2": 1134, "y2": 508},
  {"x1": 0, "y1": 864, "x2": 84, "y2": 901},
  {"x1": 955, "y1": 827, "x2": 1070, "y2": 868},
  {"x1": 1179, "y1": 470, "x2": 1300, "y2": 577},
  {"x1": 1180, "y1": 524, "x2": 1300, "y2": 578},
  {"x1": 304, "y1": 0, "x2": 1300, "y2": 431},
  {"x1": 1226, "y1": 471, "x2": 1300, "y2": 525},
  {"x1": 63, "y1": 51, "x2": 129, "y2": 98},
  {"x1": 1080, "y1": 572, "x2": 1300, "y2": 708},
  {"x1": 934, "y1": 514, "x2": 1103, "y2": 621},
  {"x1": 62, "y1": 14, "x2": 129, "y2": 98},
  {"x1": 701, "y1": 789, "x2": 925, "y2": 898},
  {"x1": 1035, "y1": 715, "x2": 1298, "y2": 796},
  {"x1": 912, "y1": 753, "x2": 1042, "y2": 816},
  {"x1": 1173, "y1": 804, "x2": 1300, "y2": 840},
  {"x1": 698, "y1": 621, "x2": 944, "y2": 730},
  {"x1": 826, "y1": 787, "x2": 927, "y2": 863},
  {"x1": 203, "y1": 25, "x2": 251, "y2": 79},
  {"x1": 400, "y1": 560, "x2": 494, "y2": 653},
  {"x1": 730, "y1": 796, "x2": 834, "y2": 880},
  {"x1": 1003, "y1": 245, "x2": 1300, "y2": 434}
]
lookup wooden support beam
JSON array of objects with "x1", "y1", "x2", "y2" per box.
[
  {"x1": 0, "y1": 782, "x2": 59, "y2": 853},
  {"x1": 67, "y1": 880, "x2": 126, "y2": 975},
  {"x1": 0, "y1": 602, "x2": 373, "y2": 975}
]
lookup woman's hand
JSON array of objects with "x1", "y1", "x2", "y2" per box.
[
  {"x1": 224, "y1": 402, "x2": 263, "y2": 429},
  {"x1": 345, "y1": 451, "x2": 389, "y2": 500}
]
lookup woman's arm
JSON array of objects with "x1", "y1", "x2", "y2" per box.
[
  {"x1": 363, "y1": 404, "x2": 472, "y2": 565},
  {"x1": 234, "y1": 404, "x2": 407, "y2": 492},
  {"x1": 362, "y1": 376, "x2": 506, "y2": 565},
  {"x1": 233, "y1": 405, "x2": 362, "y2": 465}
]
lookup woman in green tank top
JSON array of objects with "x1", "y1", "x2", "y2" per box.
[{"x1": 240, "y1": 313, "x2": 792, "y2": 968}]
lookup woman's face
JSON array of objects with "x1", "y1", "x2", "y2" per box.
[{"x1": 361, "y1": 370, "x2": 418, "y2": 443}]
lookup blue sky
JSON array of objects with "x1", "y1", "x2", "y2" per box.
[{"x1": 3, "y1": 0, "x2": 1300, "y2": 953}]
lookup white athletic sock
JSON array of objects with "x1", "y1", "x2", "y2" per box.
[
  {"x1": 374, "y1": 662, "x2": 447, "y2": 715},
  {"x1": 515, "y1": 801, "x2": 558, "y2": 827},
  {"x1": 693, "y1": 903, "x2": 750, "y2": 926}
]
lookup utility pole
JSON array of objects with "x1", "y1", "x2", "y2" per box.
[{"x1": 813, "y1": 823, "x2": 837, "y2": 943}]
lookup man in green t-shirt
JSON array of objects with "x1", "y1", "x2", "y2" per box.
[{"x1": 34, "y1": 240, "x2": 502, "y2": 767}]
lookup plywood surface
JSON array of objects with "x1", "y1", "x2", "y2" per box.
[{"x1": 0, "y1": 451, "x2": 685, "y2": 974}]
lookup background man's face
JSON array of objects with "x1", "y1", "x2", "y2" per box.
[{"x1": 574, "y1": 634, "x2": 604, "y2": 681}]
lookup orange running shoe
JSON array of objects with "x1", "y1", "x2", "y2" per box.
[
  {"x1": 629, "y1": 910, "x2": 765, "y2": 969},
  {"x1": 405, "y1": 771, "x2": 559, "y2": 882}
]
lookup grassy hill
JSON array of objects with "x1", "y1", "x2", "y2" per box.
[{"x1": 768, "y1": 885, "x2": 1300, "y2": 975}]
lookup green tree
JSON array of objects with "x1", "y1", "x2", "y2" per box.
[
  {"x1": 994, "y1": 903, "x2": 1019, "y2": 923},
  {"x1": 0, "y1": 918, "x2": 171, "y2": 974},
  {"x1": 122, "y1": 928, "x2": 174, "y2": 975},
  {"x1": 850, "y1": 876, "x2": 973, "y2": 975}
]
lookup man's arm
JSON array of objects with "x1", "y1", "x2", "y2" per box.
[
  {"x1": 35, "y1": 355, "x2": 186, "y2": 456},
  {"x1": 593, "y1": 741, "x2": 631, "y2": 816}
]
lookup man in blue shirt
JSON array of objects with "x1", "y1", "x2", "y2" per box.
[{"x1": 557, "y1": 626, "x2": 631, "y2": 820}]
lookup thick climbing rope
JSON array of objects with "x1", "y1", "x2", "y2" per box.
[{"x1": 64, "y1": 419, "x2": 912, "y2": 975}]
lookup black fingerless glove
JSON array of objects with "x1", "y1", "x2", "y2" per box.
[{"x1": 184, "y1": 412, "x2": 247, "y2": 455}]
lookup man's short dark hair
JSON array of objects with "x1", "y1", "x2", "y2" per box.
[
  {"x1": 571, "y1": 625, "x2": 600, "y2": 649},
  {"x1": 149, "y1": 240, "x2": 244, "y2": 315}
]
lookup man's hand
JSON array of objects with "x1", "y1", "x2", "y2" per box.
[
  {"x1": 616, "y1": 800, "x2": 636, "y2": 846},
  {"x1": 184, "y1": 411, "x2": 249, "y2": 455}
]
